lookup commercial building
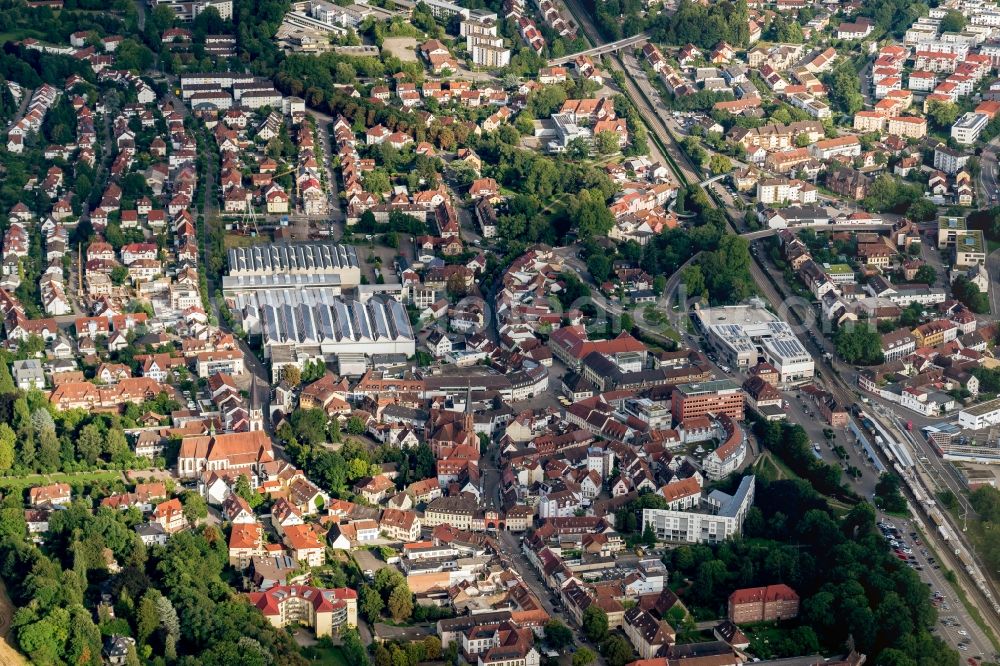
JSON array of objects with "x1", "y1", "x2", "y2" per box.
[
  {"x1": 231, "y1": 290, "x2": 415, "y2": 376},
  {"x1": 226, "y1": 242, "x2": 361, "y2": 288},
  {"x1": 953, "y1": 230, "x2": 986, "y2": 267},
  {"x1": 959, "y1": 398, "x2": 1000, "y2": 430},
  {"x1": 937, "y1": 215, "x2": 968, "y2": 248},
  {"x1": 671, "y1": 380, "x2": 746, "y2": 422},
  {"x1": 641, "y1": 476, "x2": 755, "y2": 544},
  {"x1": 951, "y1": 112, "x2": 988, "y2": 144},
  {"x1": 695, "y1": 301, "x2": 814, "y2": 384}
]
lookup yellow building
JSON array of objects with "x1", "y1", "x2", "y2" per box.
[{"x1": 247, "y1": 586, "x2": 357, "y2": 637}]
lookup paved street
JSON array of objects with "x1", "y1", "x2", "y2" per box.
[
  {"x1": 555, "y1": 0, "x2": 1000, "y2": 643},
  {"x1": 497, "y1": 531, "x2": 604, "y2": 663},
  {"x1": 887, "y1": 515, "x2": 995, "y2": 660},
  {"x1": 988, "y1": 249, "x2": 1000, "y2": 317}
]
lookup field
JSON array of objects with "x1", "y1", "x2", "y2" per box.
[
  {"x1": 0, "y1": 470, "x2": 124, "y2": 492},
  {"x1": 300, "y1": 644, "x2": 349, "y2": 666},
  {"x1": 382, "y1": 37, "x2": 419, "y2": 63},
  {"x1": 752, "y1": 452, "x2": 852, "y2": 515}
]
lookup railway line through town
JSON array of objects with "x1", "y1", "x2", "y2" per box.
[{"x1": 560, "y1": 0, "x2": 1000, "y2": 649}]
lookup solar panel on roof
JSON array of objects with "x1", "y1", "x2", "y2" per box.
[
  {"x1": 370, "y1": 301, "x2": 389, "y2": 339},
  {"x1": 389, "y1": 300, "x2": 412, "y2": 339}
]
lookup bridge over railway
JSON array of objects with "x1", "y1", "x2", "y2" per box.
[{"x1": 547, "y1": 32, "x2": 649, "y2": 66}]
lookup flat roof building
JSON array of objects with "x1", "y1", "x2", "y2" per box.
[
  {"x1": 695, "y1": 301, "x2": 814, "y2": 385},
  {"x1": 672, "y1": 379, "x2": 745, "y2": 423},
  {"x1": 959, "y1": 398, "x2": 1000, "y2": 430}
]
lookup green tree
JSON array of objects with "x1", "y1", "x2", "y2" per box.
[
  {"x1": 595, "y1": 131, "x2": 620, "y2": 155},
  {"x1": 565, "y1": 189, "x2": 614, "y2": 241},
  {"x1": 700, "y1": 235, "x2": 754, "y2": 304},
  {"x1": 0, "y1": 423, "x2": 14, "y2": 471},
  {"x1": 927, "y1": 100, "x2": 960, "y2": 130},
  {"x1": 682, "y1": 264, "x2": 706, "y2": 299},
  {"x1": 291, "y1": 408, "x2": 329, "y2": 445},
  {"x1": 76, "y1": 424, "x2": 103, "y2": 465},
  {"x1": 913, "y1": 265, "x2": 936, "y2": 285},
  {"x1": 0, "y1": 362, "x2": 14, "y2": 394},
  {"x1": 346, "y1": 416, "x2": 367, "y2": 435},
  {"x1": 111, "y1": 264, "x2": 129, "y2": 285},
  {"x1": 586, "y1": 252, "x2": 613, "y2": 283},
  {"x1": 572, "y1": 647, "x2": 596, "y2": 666},
  {"x1": 971, "y1": 486, "x2": 1000, "y2": 522},
  {"x1": 940, "y1": 9, "x2": 966, "y2": 32},
  {"x1": 374, "y1": 567, "x2": 406, "y2": 596},
  {"x1": 283, "y1": 365, "x2": 301, "y2": 386},
  {"x1": 360, "y1": 584, "x2": 384, "y2": 623},
  {"x1": 952, "y1": 276, "x2": 990, "y2": 314},
  {"x1": 835, "y1": 323, "x2": 884, "y2": 365},
  {"x1": 136, "y1": 590, "x2": 160, "y2": 647},
  {"x1": 874, "y1": 473, "x2": 907, "y2": 513},
  {"x1": 180, "y1": 491, "x2": 207, "y2": 524},
  {"x1": 582, "y1": 605, "x2": 609, "y2": 642},
  {"x1": 709, "y1": 154, "x2": 733, "y2": 175},
  {"x1": 907, "y1": 199, "x2": 937, "y2": 222},
  {"x1": 544, "y1": 619, "x2": 574, "y2": 649},
  {"x1": 422, "y1": 636, "x2": 441, "y2": 660},
  {"x1": 387, "y1": 584, "x2": 413, "y2": 622},
  {"x1": 600, "y1": 635, "x2": 634, "y2": 666},
  {"x1": 235, "y1": 474, "x2": 263, "y2": 509},
  {"x1": 823, "y1": 61, "x2": 863, "y2": 115}
]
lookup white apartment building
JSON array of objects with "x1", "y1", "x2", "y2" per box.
[
  {"x1": 952, "y1": 112, "x2": 988, "y2": 144},
  {"x1": 756, "y1": 178, "x2": 818, "y2": 205},
  {"x1": 153, "y1": 0, "x2": 232, "y2": 22},
  {"x1": 470, "y1": 38, "x2": 511, "y2": 67},
  {"x1": 642, "y1": 476, "x2": 755, "y2": 544}
]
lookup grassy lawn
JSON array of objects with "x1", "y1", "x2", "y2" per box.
[
  {"x1": 753, "y1": 451, "x2": 798, "y2": 482},
  {"x1": 300, "y1": 644, "x2": 349, "y2": 666},
  {"x1": 0, "y1": 30, "x2": 48, "y2": 43},
  {"x1": 0, "y1": 470, "x2": 124, "y2": 492},
  {"x1": 224, "y1": 233, "x2": 270, "y2": 249},
  {"x1": 752, "y1": 452, "x2": 852, "y2": 515}
]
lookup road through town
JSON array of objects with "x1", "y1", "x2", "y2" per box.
[{"x1": 559, "y1": 0, "x2": 1000, "y2": 650}]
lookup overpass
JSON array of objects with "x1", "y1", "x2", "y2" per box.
[
  {"x1": 547, "y1": 32, "x2": 650, "y2": 66},
  {"x1": 698, "y1": 173, "x2": 728, "y2": 187},
  {"x1": 741, "y1": 222, "x2": 895, "y2": 240}
]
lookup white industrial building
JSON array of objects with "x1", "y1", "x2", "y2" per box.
[
  {"x1": 642, "y1": 476, "x2": 755, "y2": 544},
  {"x1": 227, "y1": 242, "x2": 361, "y2": 288},
  {"x1": 959, "y1": 398, "x2": 1000, "y2": 430},
  {"x1": 695, "y1": 301, "x2": 814, "y2": 384},
  {"x1": 231, "y1": 290, "x2": 415, "y2": 377}
]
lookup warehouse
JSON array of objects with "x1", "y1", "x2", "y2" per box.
[
  {"x1": 232, "y1": 290, "x2": 414, "y2": 377},
  {"x1": 227, "y1": 242, "x2": 361, "y2": 288}
]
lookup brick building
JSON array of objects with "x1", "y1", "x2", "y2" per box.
[
  {"x1": 671, "y1": 380, "x2": 745, "y2": 423},
  {"x1": 727, "y1": 584, "x2": 800, "y2": 624}
]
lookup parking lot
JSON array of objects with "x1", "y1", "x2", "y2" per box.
[
  {"x1": 353, "y1": 548, "x2": 390, "y2": 580},
  {"x1": 879, "y1": 519, "x2": 997, "y2": 661}
]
